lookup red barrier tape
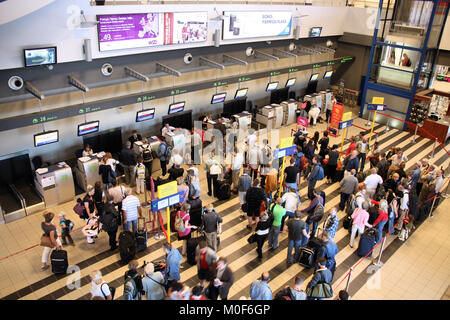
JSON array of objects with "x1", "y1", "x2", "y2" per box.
[
  {"x1": 352, "y1": 123, "x2": 377, "y2": 135},
  {"x1": 369, "y1": 110, "x2": 450, "y2": 156},
  {"x1": 334, "y1": 194, "x2": 440, "y2": 291},
  {"x1": 157, "y1": 211, "x2": 169, "y2": 241}
]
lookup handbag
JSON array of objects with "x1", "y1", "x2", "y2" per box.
[
  {"x1": 40, "y1": 234, "x2": 54, "y2": 248},
  {"x1": 306, "y1": 282, "x2": 333, "y2": 299},
  {"x1": 247, "y1": 233, "x2": 257, "y2": 244},
  {"x1": 241, "y1": 203, "x2": 248, "y2": 213}
]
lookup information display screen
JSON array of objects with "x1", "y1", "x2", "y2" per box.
[
  {"x1": 323, "y1": 71, "x2": 333, "y2": 79},
  {"x1": 309, "y1": 73, "x2": 320, "y2": 82},
  {"x1": 168, "y1": 102, "x2": 185, "y2": 114},
  {"x1": 285, "y1": 78, "x2": 296, "y2": 87},
  {"x1": 24, "y1": 47, "x2": 57, "y2": 67},
  {"x1": 310, "y1": 27, "x2": 322, "y2": 37},
  {"x1": 211, "y1": 93, "x2": 227, "y2": 104},
  {"x1": 97, "y1": 12, "x2": 207, "y2": 51},
  {"x1": 235, "y1": 88, "x2": 248, "y2": 99},
  {"x1": 266, "y1": 82, "x2": 279, "y2": 92},
  {"x1": 78, "y1": 121, "x2": 100, "y2": 136},
  {"x1": 136, "y1": 108, "x2": 155, "y2": 122},
  {"x1": 34, "y1": 130, "x2": 59, "y2": 147}
]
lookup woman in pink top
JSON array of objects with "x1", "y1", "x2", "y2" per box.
[
  {"x1": 350, "y1": 201, "x2": 372, "y2": 248},
  {"x1": 176, "y1": 203, "x2": 197, "y2": 256}
]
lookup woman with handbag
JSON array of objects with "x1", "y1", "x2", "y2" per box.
[
  {"x1": 40, "y1": 212, "x2": 62, "y2": 271},
  {"x1": 306, "y1": 257, "x2": 333, "y2": 300},
  {"x1": 175, "y1": 203, "x2": 197, "y2": 256}
]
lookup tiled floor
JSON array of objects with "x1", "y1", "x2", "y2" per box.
[{"x1": 0, "y1": 107, "x2": 449, "y2": 300}]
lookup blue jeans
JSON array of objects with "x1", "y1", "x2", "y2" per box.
[
  {"x1": 284, "y1": 182, "x2": 298, "y2": 192},
  {"x1": 287, "y1": 239, "x2": 302, "y2": 263},
  {"x1": 280, "y1": 211, "x2": 295, "y2": 231},
  {"x1": 387, "y1": 214, "x2": 395, "y2": 235},
  {"x1": 377, "y1": 219, "x2": 388, "y2": 243},
  {"x1": 306, "y1": 220, "x2": 318, "y2": 238},
  {"x1": 125, "y1": 219, "x2": 137, "y2": 233},
  {"x1": 308, "y1": 180, "x2": 317, "y2": 200},
  {"x1": 268, "y1": 225, "x2": 281, "y2": 249}
]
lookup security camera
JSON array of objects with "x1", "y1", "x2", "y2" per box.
[
  {"x1": 326, "y1": 40, "x2": 333, "y2": 48},
  {"x1": 8, "y1": 76, "x2": 24, "y2": 91},
  {"x1": 101, "y1": 63, "x2": 113, "y2": 76},
  {"x1": 184, "y1": 53, "x2": 193, "y2": 64},
  {"x1": 289, "y1": 43, "x2": 297, "y2": 52},
  {"x1": 246, "y1": 47, "x2": 255, "y2": 57}
]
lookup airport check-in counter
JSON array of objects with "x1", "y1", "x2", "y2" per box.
[
  {"x1": 256, "y1": 105, "x2": 275, "y2": 128},
  {"x1": 281, "y1": 100, "x2": 298, "y2": 125},
  {"x1": 233, "y1": 112, "x2": 252, "y2": 130},
  {"x1": 35, "y1": 163, "x2": 75, "y2": 207},
  {"x1": 74, "y1": 153, "x2": 103, "y2": 192},
  {"x1": 166, "y1": 129, "x2": 192, "y2": 163},
  {"x1": 133, "y1": 137, "x2": 162, "y2": 174},
  {"x1": 270, "y1": 104, "x2": 284, "y2": 128}
]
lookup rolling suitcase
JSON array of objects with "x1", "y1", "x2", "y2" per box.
[
  {"x1": 186, "y1": 236, "x2": 204, "y2": 265},
  {"x1": 51, "y1": 249, "x2": 68, "y2": 275},
  {"x1": 135, "y1": 217, "x2": 148, "y2": 252},
  {"x1": 298, "y1": 247, "x2": 315, "y2": 268},
  {"x1": 216, "y1": 181, "x2": 231, "y2": 200},
  {"x1": 357, "y1": 228, "x2": 377, "y2": 257},
  {"x1": 119, "y1": 231, "x2": 136, "y2": 264}
]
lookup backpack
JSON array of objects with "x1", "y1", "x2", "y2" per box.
[
  {"x1": 142, "y1": 148, "x2": 152, "y2": 161},
  {"x1": 346, "y1": 195, "x2": 357, "y2": 215},
  {"x1": 175, "y1": 213, "x2": 186, "y2": 233},
  {"x1": 274, "y1": 287, "x2": 293, "y2": 300},
  {"x1": 199, "y1": 250, "x2": 209, "y2": 269},
  {"x1": 101, "y1": 211, "x2": 118, "y2": 233},
  {"x1": 165, "y1": 145, "x2": 173, "y2": 159},
  {"x1": 316, "y1": 166, "x2": 325, "y2": 181},
  {"x1": 73, "y1": 198, "x2": 85, "y2": 219},
  {"x1": 136, "y1": 164, "x2": 146, "y2": 180},
  {"x1": 309, "y1": 203, "x2": 324, "y2": 223},
  {"x1": 65, "y1": 219, "x2": 74, "y2": 232},
  {"x1": 101, "y1": 282, "x2": 116, "y2": 300},
  {"x1": 123, "y1": 276, "x2": 139, "y2": 300}
]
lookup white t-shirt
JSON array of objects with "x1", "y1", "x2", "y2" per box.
[
  {"x1": 232, "y1": 153, "x2": 244, "y2": 171},
  {"x1": 90, "y1": 280, "x2": 111, "y2": 299},
  {"x1": 282, "y1": 192, "x2": 299, "y2": 212},
  {"x1": 248, "y1": 148, "x2": 259, "y2": 168},
  {"x1": 360, "y1": 142, "x2": 367, "y2": 153},
  {"x1": 162, "y1": 126, "x2": 175, "y2": 137},
  {"x1": 122, "y1": 195, "x2": 140, "y2": 222},
  {"x1": 245, "y1": 134, "x2": 257, "y2": 150},
  {"x1": 364, "y1": 174, "x2": 383, "y2": 190}
]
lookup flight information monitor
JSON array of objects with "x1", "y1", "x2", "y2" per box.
[
  {"x1": 168, "y1": 102, "x2": 185, "y2": 114},
  {"x1": 309, "y1": 73, "x2": 320, "y2": 82},
  {"x1": 24, "y1": 47, "x2": 57, "y2": 67},
  {"x1": 285, "y1": 78, "x2": 296, "y2": 87},
  {"x1": 310, "y1": 27, "x2": 322, "y2": 37},
  {"x1": 34, "y1": 130, "x2": 59, "y2": 147},
  {"x1": 211, "y1": 93, "x2": 227, "y2": 104},
  {"x1": 235, "y1": 88, "x2": 248, "y2": 99},
  {"x1": 136, "y1": 108, "x2": 155, "y2": 122},
  {"x1": 78, "y1": 121, "x2": 100, "y2": 136},
  {"x1": 323, "y1": 71, "x2": 333, "y2": 79},
  {"x1": 266, "y1": 82, "x2": 279, "y2": 92}
]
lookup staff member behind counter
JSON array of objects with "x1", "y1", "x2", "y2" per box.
[
  {"x1": 128, "y1": 130, "x2": 142, "y2": 146},
  {"x1": 162, "y1": 123, "x2": 181, "y2": 138},
  {"x1": 82, "y1": 144, "x2": 94, "y2": 157}
]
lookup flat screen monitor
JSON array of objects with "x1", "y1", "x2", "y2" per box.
[
  {"x1": 286, "y1": 78, "x2": 296, "y2": 87},
  {"x1": 323, "y1": 71, "x2": 333, "y2": 79},
  {"x1": 310, "y1": 27, "x2": 322, "y2": 37},
  {"x1": 162, "y1": 110, "x2": 193, "y2": 131},
  {"x1": 34, "y1": 130, "x2": 59, "y2": 147},
  {"x1": 309, "y1": 73, "x2": 320, "y2": 82},
  {"x1": 266, "y1": 82, "x2": 279, "y2": 92},
  {"x1": 168, "y1": 101, "x2": 185, "y2": 115},
  {"x1": 136, "y1": 108, "x2": 155, "y2": 122},
  {"x1": 78, "y1": 121, "x2": 100, "y2": 136},
  {"x1": 234, "y1": 88, "x2": 248, "y2": 99},
  {"x1": 24, "y1": 47, "x2": 57, "y2": 67},
  {"x1": 211, "y1": 92, "x2": 227, "y2": 104},
  {"x1": 270, "y1": 87, "x2": 289, "y2": 104}
]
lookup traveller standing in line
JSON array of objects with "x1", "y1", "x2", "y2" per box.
[
  {"x1": 142, "y1": 263, "x2": 166, "y2": 300},
  {"x1": 201, "y1": 204, "x2": 222, "y2": 252},
  {"x1": 339, "y1": 169, "x2": 359, "y2": 211},
  {"x1": 285, "y1": 211, "x2": 309, "y2": 265},
  {"x1": 40, "y1": 212, "x2": 62, "y2": 271},
  {"x1": 134, "y1": 156, "x2": 147, "y2": 195},
  {"x1": 364, "y1": 168, "x2": 383, "y2": 200},
  {"x1": 371, "y1": 199, "x2": 389, "y2": 243},
  {"x1": 323, "y1": 207, "x2": 339, "y2": 240},
  {"x1": 344, "y1": 150, "x2": 359, "y2": 178},
  {"x1": 99, "y1": 196, "x2": 119, "y2": 251},
  {"x1": 349, "y1": 201, "x2": 372, "y2": 248},
  {"x1": 307, "y1": 156, "x2": 324, "y2": 200},
  {"x1": 238, "y1": 168, "x2": 252, "y2": 213},
  {"x1": 267, "y1": 198, "x2": 287, "y2": 251},
  {"x1": 157, "y1": 136, "x2": 171, "y2": 177},
  {"x1": 204, "y1": 152, "x2": 221, "y2": 197},
  {"x1": 250, "y1": 272, "x2": 272, "y2": 300},
  {"x1": 120, "y1": 141, "x2": 137, "y2": 187},
  {"x1": 176, "y1": 203, "x2": 197, "y2": 256},
  {"x1": 107, "y1": 179, "x2": 125, "y2": 226},
  {"x1": 325, "y1": 144, "x2": 339, "y2": 184},
  {"x1": 209, "y1": 257, "x2": 234, "y2": 300},
  {"x1": 316, "y1": 232, "x2": 338, "y2": 280},
  {"x1": 231, "y1": 149, "x2": 244, "y2": 194},
  {"x1": 195, "y1": 240, "x2": 217, "y2": 289},
  {"x1": 122, "y1": 188, "x2": 142, "y2": 233},
  {"x1": 83, "y1": 185, "x2": 96, "y2": 220},
  {"x1": 163, "y1": 242, "x2": 182, "y2": 289},
  {"x1": 280, "y1": 188, "x2": 300, "y2": 230},
  {"x1": 245, "y1": 179, "x2": 268, "y2": 230},
  {"x1": 284, "y1": 157, "x2": 301, "y2": 192},
  {"x1": 254, "y1": 214, "x2": 271, "y2": 261},
  {"x1": 306, "y1": 257, "x2": 333, "y2": 300},
  {"x1": 89, "y1": 270, "x2": 112, "y2": 300},
  {"x1": 356, "y1": 137, "x2": 368, "y2": 172}
]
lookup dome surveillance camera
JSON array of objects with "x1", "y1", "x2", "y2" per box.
[
  {"x1": 184, "y1": 53, "x2": 193, "y2": 64},
  {"x1": 101, "y1": 63, "x2": 113, "y2": 76},
  {"x1": 246, "y1": 47, "x2": 254, "y2": 57},
  {"x1": 8, "y1": 76, "x2": 24, "y2": 91},
  {"x1": 289, "y1": 43, "x2": 297, "y2": 52},
  {"x1": 326, "y1": 40, "x2": 333, "y2": 48}
]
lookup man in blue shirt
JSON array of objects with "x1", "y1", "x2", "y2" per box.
[
  {"x1": 249, "y1": 272, "x2": 272, "y2": 300},
  {"x1": 316, "y1": 231, "x2": 338, "y2": 280},
  {"x1": 162, "y1": 242, "x2": 182, "y2": 288},
  {"x1": 411, "y1": 162, "x2": 421, "y2": 188},
  {"x1": 307, "y1": 156, "x2": 323, "y2": 200}
]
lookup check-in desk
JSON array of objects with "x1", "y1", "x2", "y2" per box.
[
  {"x1": 281, "y1": 100, "x2": 297, "y2": 125},
  {"x1": 166, "y1": 129, "x2": 192, "y2": 163},
  {"x1": 270, "y1": 104, "x2": 284, "y2": 128},
  {"x1": 74, "y1": 153, "x2": 103, "y2": 192},
  {"x1": 35, "y1": 163, "x2": 75, "y2": 207},
  {"x1": 233, "y1": 112, "x2": 252, "y2": 129},
  {"x1": 255, "y1": 105, "x2": 275, "y2": 128}
]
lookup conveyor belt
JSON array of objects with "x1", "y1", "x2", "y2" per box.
[
  {"x1": 0, "y1": 185, "x2": 21, "y2": 214},
  {"x1": 14, "y1": 181, "x2": 42, "y2": 207}
]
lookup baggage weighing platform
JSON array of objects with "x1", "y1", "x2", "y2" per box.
[
  {"x1": 35, "y1": 163, "x2": 75, "y2": 208},
  {"x1": 74, "y1": 153, "x2": 103, "y2": 192}
]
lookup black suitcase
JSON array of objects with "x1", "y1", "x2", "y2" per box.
[
  {"x1": 334, "y1": 168, "x2": 344, "y2": 183},
  {"x1": 216, "y1": 181, "x2": 231, "y2": 200},
  {"x1": 298, "y1": 247, "x2": 315, "y2": 268},
  {"x1": 51, "y1": 249, "x2": 68, "y2": 275},
  {"x1": 119, "y1": 231, "x2": 136, "y2": 264},
  {"x1": 343, "y1": 214, "x2": 353, "y2": 232},
  {"x1": 189, "y1": 198, "x2": 203, "y2": 228},
  {"x1": 135, "y1": 218, "x2": 147, "y2": 252},
  {"x1": 186, "y1": 236, "x2": 204, "y2": 265},
  {"x1": 357, "y1": 228, "x2": 377, "y2": 257}
]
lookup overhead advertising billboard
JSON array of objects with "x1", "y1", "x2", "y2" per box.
[
  {"x1": 222, "y1": 11, "x2": 292, "y2": 40},
  {"x1": 97, "y1": 12, "x2": 207, "y2": 51}
]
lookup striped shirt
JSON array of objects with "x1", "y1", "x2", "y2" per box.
[{"x1": 122, "y1": 195, "x2": 140, "y2": 222}]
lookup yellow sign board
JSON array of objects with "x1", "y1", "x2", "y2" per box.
[
  {"x1": 157, "y1": 181, "x2": 178, "y2": 199},
  {"x1": 372, "y1": 97, "x2": 384, "y2": 105},
  {"x1": 342, "y1": 112, "x2": 353, "y2": 122},
  {"x1": 279, "y1": 137, "x2": 294, "y2": 150}
]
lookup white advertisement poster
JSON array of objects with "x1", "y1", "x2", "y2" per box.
[{"x1": 222, "y1": 11, "x2": 292, "y2": 40}]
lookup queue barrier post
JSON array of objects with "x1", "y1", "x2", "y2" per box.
[
  {"x1": 429, "y1": 196, "x2": 438, "y2": 219},
  {"x1": 372, "y1": 236, "x2": 387, "y2": 268},
  {"x1": 429, "y1": 138, "x2": 438, "y2": 159},
  {"x1": 412, "y1": 125, "x2": 419, "y2": 144},
  {"x1": 366, "y1": 110, "x2": 372, "y2": 127},
  {"x1": 345, "y1": 267, "x2": 354, "y2": 293},
  {"x1": 385, "y1": 116, "x2": 390, "y2": 132}
]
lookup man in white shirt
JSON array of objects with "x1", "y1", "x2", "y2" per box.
[
  {"x1": 363, "y1": 168, "x2": 383, "y2": 200},
  {"x1": 396, "y1": 185, "x2": 409, "y2": 232},
  {"x1": 244, "y1": 129, "x2": 257, "y2": 161},
  {"x1": 433, "y1": 170, "x2": 444, "y2": 194},
  {"x1": 90, "y1": 270, "x2": 112, "y2": 300},
  {"x1": 356, "y1": 138, "x2": 368, "y2": 172},
  {"x1": 231, "y1": 150, "x2": 244, "y2": 192},
  {"x1": 248, "y1": 145, "x2": 260, "y2": 181},
  {"x1": 281, "y1": 188, "x2": 301, "y2": 229},
  {"x1": 122, "y1": 188, "x2": 142, "y2": 233},
  {"x1": 162, "y1": 123, "x2": 176, "y2": 138}
]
